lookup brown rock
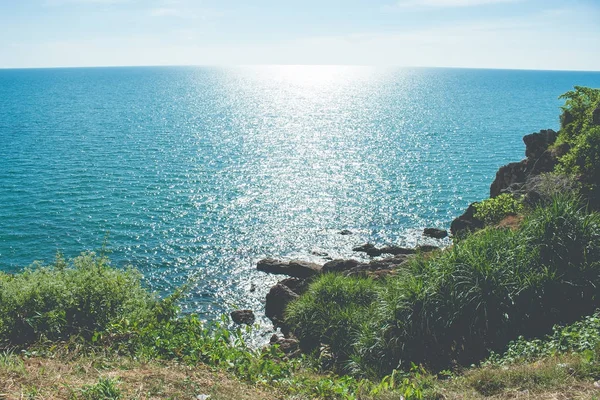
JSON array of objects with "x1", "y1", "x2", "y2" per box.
[
  {"x1": 230, "y1": 310, "x2": 255, "y2": 325},
  {"x1": 423, "y1": 228, "x2": 448, "y2": 239},
  {"x1": 257, "y1": 258, "x2": 322, "y2": 278},
  {"x1": 265, "y1": 283, "x2": 299, "y2": 324}
]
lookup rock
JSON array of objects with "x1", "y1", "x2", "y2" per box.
[
  {"x1": 230, "y1": 310, "x2": 255, "y2": 325},
  {"x1": 338, "y1": 229, "x2": 353, "y2": 235},
  {"x1": 352, "y1": 243, "x2": 375, "y2": 252},
  {"x1": 278, "y1": 277, "x2": 309, "y2": 296},
  {"x1": 353, "y1": 243, "x2": 416, "y2": 257},
  {"x1": 593, "y1": 107, "x2": 600, "y2": 126},
  {"x1": 344, "y1": 254, "x2": 411, "y2": 278},
  {"x1": 490, "y1": 130, "x2": 560, "y2": 198},
  {"x1": 450, "y1": 202, "x2": 485, "y2": 236},
  {"x1": 523, "y1": 129, "x2": 558, "y2": 159},
  {"x1": 423, "y1": 228, "x2": 448, "y2": 239},
  {"x1": 265, "y1": 283, "x2": 299, "y2": 324},
  {"x1": 322, "y1": 259, "x2": 361, "y2": 273},
  {"x1": 416, "y1": 245, "x2": 440, "y2": 253},
  {"x1": 270, "y1": 335, "x2": 300, "y2": 356},
  {"x1": 490, "y1": 161, "x2": 528, "y2": 198},
  {"x1": 257, "y1": 258, "x2": 322, "y2": 278}
]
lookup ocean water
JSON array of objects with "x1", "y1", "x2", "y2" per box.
[{"x1": 1, "y1": 66, "x2": 600, "y2": 336}]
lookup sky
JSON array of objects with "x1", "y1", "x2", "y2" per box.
[{"x1": 0, "y1": 0, "x2": 599, "y2": 70}]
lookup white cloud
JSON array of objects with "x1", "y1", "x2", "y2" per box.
[{"x1": 392, "y1": 0, "x2": 522, "y2": 9}]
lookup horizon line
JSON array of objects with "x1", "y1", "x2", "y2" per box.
[{"x1": 1, "y1": 64, "x2": 599, "y2": 73}]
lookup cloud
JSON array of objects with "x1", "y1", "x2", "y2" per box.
[{"x1": 392, "y1": 0, "x2": 522, "y2": 9}]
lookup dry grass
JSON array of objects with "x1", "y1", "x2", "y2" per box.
[
  {"x1": 436, "y1": 355, "x2": 600, "y2": 400},
  {"x1": 0, "y1": 354, "x2": 282, "y2": 400}
]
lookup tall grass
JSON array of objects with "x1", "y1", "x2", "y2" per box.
[{"x1": 286, "y1": 195, "x2": 600, "y2": 377}]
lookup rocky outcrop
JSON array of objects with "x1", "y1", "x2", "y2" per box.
[
  {"x1": 257, "y1": 258, "x2": 322, "y2": 278},
  {"x1": 523, "y1": 129, "x2": 558, "y2": 159},
  {"x1": 230, "y1": 310, "x2": 255, "y2": 325},
  {"x1": 450, "y1": 203, "x2": 484, "y2": 237},
  {"x1": 490, "y1": 129, "x2": 560, "y2": 198},
  {"x1": 423, "y1": 228, "x2": 448, "y2": 239}
]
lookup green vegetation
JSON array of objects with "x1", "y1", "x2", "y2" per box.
[
  {"x1": 556, "y1": 86, "x2": 600, "y2": 185},
  {"x1": 287, "y1": 195, "x2": 600, "y2": 378},
  {"x1": 473, "y1": 193, "x2": 524, "y2": 224}
]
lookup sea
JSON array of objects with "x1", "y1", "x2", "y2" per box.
[{"x1": 1, "y1": 66, "x2": 600, "y2": 340}]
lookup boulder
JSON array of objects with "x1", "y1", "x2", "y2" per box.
[
  {"x1": 230, "y1": 310, "x2": 255, "y2": 325},
  {"x1": 450, "y1": 203, "x2": 485, "y2": 237},
  {"x1": 257, "y1": 258, "x2": 322, "y2": 278},
  {"x1": 265, "y1": 283, "x2": 299, "y2": 324},
  {"x1": 322, "y1": 259, "x2": 362, "y2": 273},
  {"x1": 423, "y1": 228, "x2": 448, "y2": 239}
]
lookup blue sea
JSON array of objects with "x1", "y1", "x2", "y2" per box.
[{"x1": 1, "y1": 66, "x2": 600, "y2": 336}]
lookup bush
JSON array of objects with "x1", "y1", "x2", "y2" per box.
[
  {"x1": 285, "y1": 274, "x2": 378, "y2": 366},
  {"x1": 473, "y1": 193, "x2": 524, "y2": 225},
  {"x1": 0, "y1": 252, "x2": 164, "y2": 345},
  {"x1": 556, "y1": 87, "x2": 600, "y2": 184}
]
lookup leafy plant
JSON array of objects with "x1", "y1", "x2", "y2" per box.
[{"x1": 473, "y1": 193, "x2": 524, "y2": 225}]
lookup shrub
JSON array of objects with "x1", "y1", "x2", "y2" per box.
[
  {"x1": 285, "y1": 274, "x2": 378, "y2": 366},
  {"x1": 0, "y1": 252, "x2": 164, "y2": 346},
  {"x1": 473, "y1": 193, "x2": 524, "y2": 225},
  {"x1": 556, "y1": 87, "x2": 600, "y2": 183}
]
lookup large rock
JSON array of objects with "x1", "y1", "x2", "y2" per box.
[
  {"x1": 257, "y1": 258, "x2": 322, "y2": 278},
  {"x1": 490, "y1": 130, "x2": 560, "y2": 198},
  {"x1": 450, "y1": 203, "x2": 485, "y2": 237},
  {"x1": 230, "y1": 310, "x2": 255, "y2": 325},
  {"x1": 322, "y1": 259, "x2": 361, "y2": 273},
  {"x1": 265, "y1": 283, "x2": 299, "y2": 324},
  {"x1": 490, "y1": 161, "x2": 528, "y2": 198},
  {"x1": 423, "y1": 228, "x2": 448, "y2": 239},
  {"x1": 523, "y1": 129, "x2": 558, "y2": 159}
]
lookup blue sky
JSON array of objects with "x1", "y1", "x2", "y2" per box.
[{"x1": 1, "y1": 0, "x2": 599, "y2": 70}]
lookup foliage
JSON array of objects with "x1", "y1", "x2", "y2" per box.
[
  {"x1": 487, "y1": 312, "x2": 600, "y2": 365},
  {"x1": 556, "y1": 86, "x2": 600, "y2": 184},
  {"x1": 286, "y1": 195, "x2": 600, "y2": 377},
  {"x1": 0, "y1": 252, "x2": 165, "y2": 345},
  {"x1": 473, "y1": 193, "x2": 524, "y2": 224},
  {"x1": 77, "y1": 377, "x2": 122, "y2": 400}
]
